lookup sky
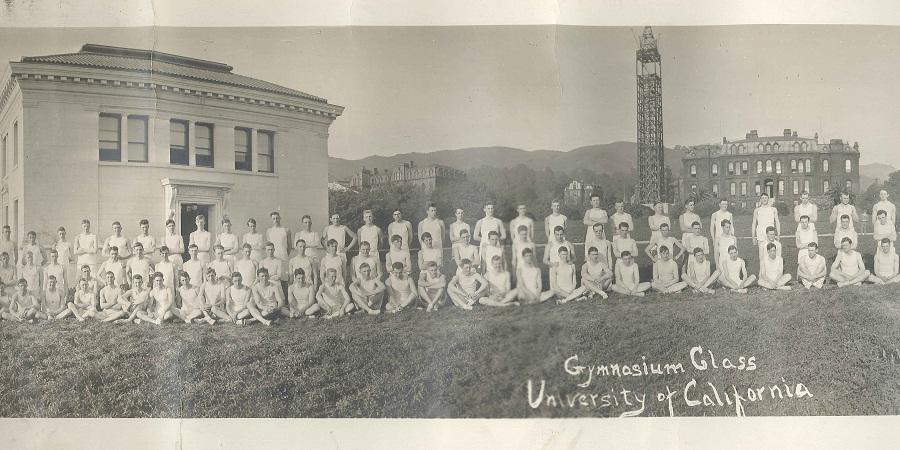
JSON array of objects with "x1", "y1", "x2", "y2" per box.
[{"x1": 1, "y1": 25, "x2": 899, "y2": 165}]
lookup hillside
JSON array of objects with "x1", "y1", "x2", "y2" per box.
[
  {"x1": 329, "y1": 142, "x2": 683, "y2": 181},
  {"x1": 860, "y1": 163, "x2": 897, "y2": 190}
]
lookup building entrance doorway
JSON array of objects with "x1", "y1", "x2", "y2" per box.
[{"x1": 180, "y1": 203, "x2": 210, "y2": 260}]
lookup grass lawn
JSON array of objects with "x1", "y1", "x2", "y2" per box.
[{"x1": 2, "y1": 279, "x2": 900, "y2": 418}]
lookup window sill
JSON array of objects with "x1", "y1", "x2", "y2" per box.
[{"x1": 99, "y1": 161, "x2": 278, "y2": 178}]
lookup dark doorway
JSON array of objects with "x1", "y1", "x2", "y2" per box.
[{"x1": 180, "y1": 203, "x2": 210, "y2": 260}]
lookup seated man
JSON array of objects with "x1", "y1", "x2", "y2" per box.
[
  {"x1": 869, "y1": 238, "x2": 900, "y2": 284},
  {"x1": 447, "y1": 259, "x2": 487, "y2": 310},
  {"x1": 651, "y1": 246, "x2": 687, "y2": 294},
  {"x1": 873, "y1": 209, "x2": 897, "y2": 245},
  {"x1": 718, "y1": 245, "x2": 756, "y2": 293},
  {"x1": 684, "y1": 247, "x2": 720, "y2": 294},
  {"x1": 611, "y1": 251, "x2": 651, "y2": 297},
  {"x1": 794, "y1": 215, "x2": 818, "y2": 249},
  {"x1": 348, "y1": 262, "x2": 385, "y2": 315},
  {"x1": 250, "y1": 267, "x2": 282, "y2": 325},
  {"x1": 577, "y1": 246, "x2": 613, "y2": 300},
  {"x1": 312, "y1": 268, "x2": 353, "y2": 319},
  {"x1": 417, "y1": 260, "x2": 447, "y2": 312},
  {"x1": 830, "y1": 237, "x2": 870, "y2": 287},
  {"x1": 551, "y1": 247, "x2": 582, "y2": 303},
  {"x1": 797, "y1": 242, "x2": 827, "y2": 289},
  {"x1": 757, "y1": 242, "x2": 791, "y2": 291},
  {"x1": 833, "y1": 215, "x2": 859, "y2": 250},
  {"x1": 384, "y1": 262, "x2": 418, "y2": 313},
  {"x1": 287, "y1": 268, "x2": 317, "y2": 318},
  {"x1": 515, "y1": 248, "x2": 553, "y2": 305},
  {"x1": 479, "y1": 255, "x2": 519, "y2": 307}
]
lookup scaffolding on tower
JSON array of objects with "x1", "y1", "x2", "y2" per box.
[{"x1": 636, "y1": 26, "x2": 666, "y2": 204}]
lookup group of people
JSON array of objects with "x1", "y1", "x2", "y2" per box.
[{"x1": 0, "y1": 189, "x2": 897, "y2": 325}]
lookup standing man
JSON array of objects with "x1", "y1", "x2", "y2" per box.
[
  {"x1": 609, "y1": 201, "x2": 634, "y2": 236},
  {"x1": 830, "y1": 192, "x2": 859, "y2": 232},
  {"x1": 582, "y1": 193, "x2": 608, "y2": 241},
  {"x1": 417, "y1": 203, "x2": 446, "y2": 252},
  {"x1": 0, "y1": 225, "x2": 17, "y2": 265},
  {"x1": 387, "y1": 210, "x2": 413, "y2": 251},
  {"x1": 322, "y1": 213, "x2": 357, "y2": 260},
  {"x1": 189, "y1": 214, "x2": 212, "y2": 264},
  {"x1": 474, "y1": 203, "x2": 506, "y2": 248},
  {"x1": 357, "y1": 210, "x2": 382, "y2": 255},
  {"x1": 509, "y1": 204, "x2": 534, "y2": 246},
  {"x1": 134, "y1": 219, "x2": 158, "y2": 263},
  {"x1": 543, "y1": 200, "x2": 567, "y2": 243},
  {"x1": 794, "y1": 191, "x2": 818, "y2": 224},
  {"x1": 751, "y1": 193, "x2": 780, "y2": 248},
  {"x1": 872, "y1": 189, "x2": 896, "y2": 226},
  {"x1": 709, "y1": 199, "x2": 732, "y2": 246}
]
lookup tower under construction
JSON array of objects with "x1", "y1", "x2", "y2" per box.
[{"x1": 636, "y1": 26, "x2": 666, "y2": 204}]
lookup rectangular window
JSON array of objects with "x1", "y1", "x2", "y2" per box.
[
  {"x1": 257, "y1": 130, "x2": 274, "y2": 173},
  {"x1": 740, "y1": 181, "x2": 747, "y2": 196},
  {"x1": 845, "y1": 159, "x2": 852, "y2": 174},
  {"x1": 791, "y1": 159, "x2": 797, "y2": 173},
  {"x1": 99, "y1": 114, "x2": 121, "y2": 161},
  {"x1": 846, "y1": 180, "x2": 853, "y2": 191},
  {"x1": 711, "y1": 163, "x2": 718, "y2": 176},
  {"x1": 823, "y1": 160, "x2": 829, "y2": 172},
  {"x1": 170, "y1": 120, "x2": 189, "y2": 165},
  {"x1": 792, "y1": 180, "x2": 799, "y2": 195},
  {"x1": 805, "y1": 159, "x2": 812, "y2": 173},
  {"x1": 234, "y1": 128, "x2": 252, "y2": 171},
  {"x1": 741, "y1": 161, "x2": 749, "y2": 175},
  {"x1": 803, "y1": 180, "x2": 810, "y2": 193},
  {"x1": 727, "y1": 162, "x2": 734, "y2": 176},
  {"x1": 754, "y1": 181, "x2": 761, "y2": 195},
  {"x1": 823, "y1": 180, "x2": 830, "y2": 192},
  {"x1": 13, "y1": 122, "x2": 17, "y2": 168},
  {"x1": 127, "y1": 116, "x2": 148, "y2": 162},
  {"x1": 195, "y1": 123, "x2": 214, "y2": 168},
  {"x1": 712, "y1": 183, "x2": 718, "y2": 194},
  {"x1": 12, "y1": 199, "x2": 17, "y2": 242},
  {"x1": 730, "y1": 183, "x2": 736, "y2": 196},
  {"x1": 798, "y1": 160, "x2": 804, "y2": 173},
  {"x1": 778, "y1": 180, "x2": 785, "y2": 196}
]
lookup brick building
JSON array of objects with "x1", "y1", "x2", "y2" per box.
[
  {"x1": 348, "y1": 162, "x2": 465, "y2": 192},
  {"x1": 679, "y1": 129, "x2": 860, "y2": 208}
]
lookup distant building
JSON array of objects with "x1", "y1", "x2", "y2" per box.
[
  {"x1": 563, "y1": 180, "x2": 594, "y2": 206},
  {"x1": 679, "y1": 129, "x2": 861, "y2": 208},
  {"x1": 348, "y1": 162, "x2": 466, "y2": 192}
]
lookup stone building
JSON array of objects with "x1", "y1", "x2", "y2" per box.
[
  {"x1": 679, "y1": 129, "x2": 860, "y2": 208},
  {"x1": 563, "y1": 179, "x2": 594, "y2": 206},
  {"x1": 348, "y1": 162, "x2": 465, "y2": 192},
  {"x1": 0, "y1": 44, "x2": 342, "y2": 251}
]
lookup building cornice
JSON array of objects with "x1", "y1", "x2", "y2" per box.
[
  {"x1": 0, "y1": 76, "x2": 18, "y2": 113},
  {"x1": 4, "y1": 68, "x2": 344, "y2": 120}
]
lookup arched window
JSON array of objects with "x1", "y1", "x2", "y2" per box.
[
  {"x1": 778, "y1": 180, "x2": 785, "y2": 196},
  {"x1": 792, "y1": 180, "x2": 800, "y2": 195},
  {"x1": 739, "y1": 145, "x2": 745, "y2": 153},
  {"x1": 740, "y1": 182, "x2": 747, "y2": 195},
  {"x1": 774, "y1": 143, "x2": 780, "y2": 152},
  {"x1": 727, "y1": 162, "x2": 735, "y2": 175},
  {"x1": 690, "y1": 164, "x2": 697, "y2": 177},
  {"x1": 754, "y1": 181, "x2": 761, "y2": 195},
  {"x1": 730, "y1": 182, "x2": 737, "y2": 196},
  {"x1": 758, "y1": 144, "x2": 764, "y2": 152},
  {"x1": 712, "y1": 183, "x2": 719, "y2": 194},
  {"x1": 790, "y1": 159, "x2": 797, "y2": 173},
  {"x1": 823, "y1": 180, "x2": 830, "y2": 192},
  {"x1": 765, "y1": 159, "x2": 773, "y2": 173},
  {"x1": 798, "y1": 160, "x2": 805, "y2": 173},
  {"x1": 756, "y1": 160, "x2": 763, "y2": 174},
  {"x1": 741, "y1": 161, "x2": 749, "y2": 174},
  {"x1": 765, "y1": 143, "x2": 772, "y2": 152},
  {"x1": 801, "y1": 142, "x2": 808, "y2": 151},
  {"x1": 805, "y1": 159, "x2": 812, "y2": 173},
  {"x1": 775, "y1": 160, "x2": 782, "y2": 174},
  {"x1": 730, "y1": 144, "x2": 737, "y2": 154},
  {"x1": 793, "y1": 142, "x2": 800, "y2": 151},
  {"x1": 845, "y1": 159, "x2": 852, "y2": 173},
  {"x1": 711, "y1": 163, "x2": 719, "y2": 176},
  {"x1": 823, "y1": 159, "x2": 829, "y2": 172}
]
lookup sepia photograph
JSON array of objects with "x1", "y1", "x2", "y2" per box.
[{"x1": 2, "y1": 3, "x2": 900, "y2": 432}]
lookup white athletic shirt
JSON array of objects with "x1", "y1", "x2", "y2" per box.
[
  {"x1": 688, "y1": 258, "x2": 711, "y2": 283},
  {"x1": 874, "y1": 250, "x2": 898, "y2": 278},
  {"x1": 837, "y1": 250, "x2": 865, "y2": 273},
  {"x1": 798, "y1": 253, "x2": 826, "y2": 277},
  {"x1": 610, "y1": 212, "x2": 634, "y2": 233},
  {"x1": 235, "y1": 258, "x2": 258, "y2": 286},
  {"x1": 763, "y1": 256, "x2": 783, "y2": 282},
  {"x1": 482, "y1": 245, "x2": 504, "y2": 267},
  {"x1": 449, "y1": 222, "x2": 471, "y2": 242},
  {"x1": 179, "y1": 286, "x2": 202, "y2": 310},
  {"x1": 75, "y1": 233, "x2": 99, "y2": 266},
  {"x1": 725, "y1": 258, "x2": 744, "y2": 282},
  {"x1": 555, "y1": 263, "x2": 576, "y2": 291},
  {"x1": 616, "y1": 261, "x2": 639, "y2": 288},
  {"x1": 127, "y1": 258, "x2": 153, "y2": 284},
  {"x1": 190, "y1": 230, "x2": 212, "y2": 261},
  {"x1": 106, "y1": 235, "x2": 131, "y2": 259},
  {"x1": 294, "y1": 230, "x2": 321, "y2": 257},
  {"x1": 612, "y1": 237, "x2": 638, "y2": 258},
  {"x1": 874, "y1": 219, "x2": 897, "y2": 241},
  {"x1": 655, "y1": 259, "x2": 679, "y2": 282},
  {"x1": 454, "y1": 243, "x2": 478, "y2": 265},
  {"x1": 182, "y1": 260, "x2": 205, "y2": 287},
  {"x1": 254, "y1": 282, "x2": 280, "y2": 310},
  {"x1": 242, "y1": 232, "x2": 265, "y2": 261},
  {"x1": 832, "y1": 204, "x2": 857, "y2": 230},
  {"x1": 420, "y1": 247, "x2": 442, "y2": 267},
  {"x1": 485, "y1": 270, "x2": 510, "y2": 295},
  {"x1": 754, "y1": 206, "x2": 778, "y2": 239},
  {"x1": 710, "y1": 210, "x2": 733, "y2": 240},
  {"x1": 134, "y1": 234, "x2": 156, "y2": 257},
  {"x1": 457, "y1": 273, "x2": 479, "y2": 294},
  {"x1": 352, "y1": 255, "x2": 378, "y2": 279},
  {"x1": 716, "y1": 234, "x2": 737, "y2": 263},
  {"x1": 477, "y1": 217, "x2": 504, "y2": 244},
  {"x1": 419, "y1": 218, "x2": 444, "y2": 250},
  {"x1": 229, "y1": 285, "x2": 251, "y2": 310},
  {"x1": 518, "y1": 265, "x2": 541, "y2": 293},
  {"x1": 833, "y1": 228, "x2": 859, "y2": 249},
  {"x1": 387, "y1": 222, "x2": 412, "y2": 250},
  {"x1": 545, "y1": 214, "x2": 567, "y2": 239},
  {"x1": 217, "y1": 233, "x2": 239, "y2": 256},
  {"x1": 209, "y1": 259, "x2": 234, "y2": 281},
  {"x1": 794, "y1": 202, "x2": 817, "y2": 222},
  {"x1": 874, "y1": 200, "x2": 897, "y2": 224},
  {"x1": 583, "y1": 261, "x2": 609, "y2": 281},
  {"x1": 358, "y1": 225, "x2": 381, "y2": 252},
  {"x1": 679, "y1": 211, "x2": 701, "y2": 241},
  {"x1": 324, "y1": 225, "x2": 349, "y2": 252},
  {"x1": 683, "y1": 234, "x2": 709, "y2": 255},
  {"x1": 509, "y1": 217, "x2": 533, "y2": 241},
  {"x1": 584, "y1": 208, "x2": 608, "y2": 242},
  {"x1": 648, "y1": 214, "x2": 670, "y2": 241},
  {"x1": 266, "y1": 227, "x2": 289, "y2": 260},
  {"x1": 795, "y1": 224, "x2": 818, "y2": 247}
]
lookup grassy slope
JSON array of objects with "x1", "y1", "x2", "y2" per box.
[{"x1": 1, "y1": 214, "x2": 898, "y2": 418}]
